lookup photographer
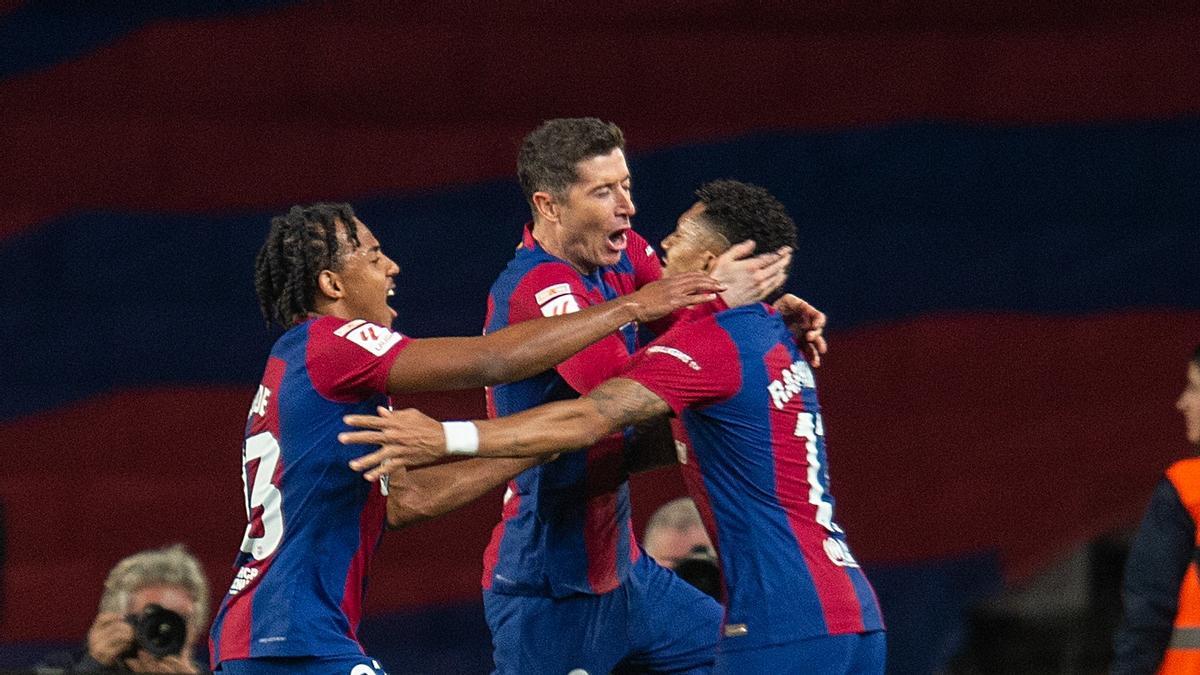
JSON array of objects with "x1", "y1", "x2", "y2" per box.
[
  {"x1": 643, "y1": 497, "x2": 721, "y2": 601},
  {"x1": 47, "y1": 544, "x2": 209, "y2": 673}
]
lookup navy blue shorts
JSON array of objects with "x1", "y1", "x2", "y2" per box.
[
  {"x1": 485, "y1": 553, "x2": 722, "y2": 674},
  {"x1": 715, "y1": 630, "x2": 886, "y2": 674}
]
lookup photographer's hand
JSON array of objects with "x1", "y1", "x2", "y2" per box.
[
  {"x1": 86, "y1": 612, "x2": 135, "y2": 666},
  {"x1": 123, "y1": 651, "x2": 201, "y2": 673}
]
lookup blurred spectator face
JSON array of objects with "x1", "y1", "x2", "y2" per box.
[
  {"x1": 1178, "y1": 361, "x2": 1200, "y2": 446},
  {"x1": 645, "y1": 523, "x2": 715, "y2": 569}
]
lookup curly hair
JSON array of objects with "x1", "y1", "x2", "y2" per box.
[
  {"x1": 254, "y1": 203, "x2": 360, "y2": 327},
  {"x1": 694, "y1": 179, "x2": 798, "y2": 257},
  {"x1": 517, "y1": 118, "x2": 625, "y2": 206},
  {"x1": 98, "y1": 544, "x2": 210, "y2": 633}
]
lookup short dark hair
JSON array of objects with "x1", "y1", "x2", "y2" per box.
[
  {"x1": 254, "y1": 202, "x2": 360, "y2": 327},
  {"x1": 517, "y1": 118, "x2": 625, "y2": 205},
  {"x1": 694, "y1": 179, "x2": 798, "y2": 257}
]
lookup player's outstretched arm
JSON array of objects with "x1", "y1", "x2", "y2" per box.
[
  {"x1": 342, "y1": 379, "x2": 672, "y2": 481},
  {"x1": 381, "y1": 455, "x2": 542, "y2": 529},
  {"x1": 383, "y1": 273, "x2": 720, "y2": 393}
]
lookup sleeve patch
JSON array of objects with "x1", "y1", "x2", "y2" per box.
[
  {"x1": 535, "y1": 283, "x2": 572, "y2": 305},
  {"x1": 337, "y1": 320, "x2": 404, "y2": 356},
  {"x1": 540, "y1": 295, "x2": 581, "y2": 317},
  {"x1": 333, "y1": 319, "x2": 366, "y2": 336},
  {"x1": 536, "y1": 283, "x2": 582, "y2": 317}
]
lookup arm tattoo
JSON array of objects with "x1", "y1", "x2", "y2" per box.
[{"x1": 588, "y1": 378, "x2": 670, "y2": 429}]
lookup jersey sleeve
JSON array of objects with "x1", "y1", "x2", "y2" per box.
[
  {"x1": 627, "y1": 229, "x2": 663, "y2": 289},
  {"x1": 306, "y1": 316, "x2": 411, "y2": 402},
  {"x1": 646, "y1": 295, "x2": 730, "y2": 338},
  {"x1": 506, "y1": 262, "x2": 634, "y2": 394},
  {"x1": 621, "y1": 316, "x2": 742, "y2": 415}
]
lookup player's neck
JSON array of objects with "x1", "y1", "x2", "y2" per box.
[
  {"x1": 530, "y1": 220, "x2": 596, "y2": 276},
  {"x1": 308, "y1": 301, "x2": 348, "y2": 324}
]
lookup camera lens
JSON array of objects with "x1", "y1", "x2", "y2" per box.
[
  {"x1": 674, "y1": 555, "x2": 722, "y2": 602},
  {"x1": 128, "y1": 604, "x2": 187, "y2": 658}
]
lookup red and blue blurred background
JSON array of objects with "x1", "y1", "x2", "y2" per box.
[{"x1": 3, "y1": 1, "x2": 1200, "y2": 672}]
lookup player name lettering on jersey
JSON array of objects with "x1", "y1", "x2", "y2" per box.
[
  {"x1": 768, "y1": 359, "x2": 815, "y2": 409},
  {"x1": 228, "y1": 566, "x2": 259, "y2": 595},
  {"x1": 646, "y1": 345, "x2": 700, "y2": 370},
  {"x1": 334, "y1": 319, "x2": 403, "y2": 356},
  {"x1": 535, "y1": 283, "x2": 581, "y2": 317},
  {"x1": 248, "y1": 385, "x2": 271, "y2": 418}
]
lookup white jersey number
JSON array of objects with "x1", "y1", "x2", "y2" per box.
[
  {"x1": 239, "y1": 431, "x2": 284, "y2": 560},
  {"x1": 794, "y1": 412, "x2": 842, "y2": 534}
]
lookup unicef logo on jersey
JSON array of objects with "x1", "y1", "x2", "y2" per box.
[{"x1": 823, "y1": 536, "x2": 861, "y2": 568}]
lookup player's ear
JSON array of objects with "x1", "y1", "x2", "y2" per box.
[
  {"x1": 316, "y1": 269, "x2": 343, "y2": 300},
  {"x1": 531, "y1": 191, "x2": 561, "y2": 224},
  {"x1": 701, "y1": 250, "x2": 719, "y2": 274}
]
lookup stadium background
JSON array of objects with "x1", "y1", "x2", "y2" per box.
[{"x1": 2, "y1": 1, "x2": 1200, "y2": 672}]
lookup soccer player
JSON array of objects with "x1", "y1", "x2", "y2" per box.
[
  {"x1": 344, "y1": 117, "x2": 822, "y2": 674},
  {"x1": 474, "y1": 119, "x2": 731, "y2": 673},
  {"x1": 207, "y1": 202, "x2": 731, "y2": 674},
  {"x1": 344, "y1": 180, "x2": 886, "y2": 673}
]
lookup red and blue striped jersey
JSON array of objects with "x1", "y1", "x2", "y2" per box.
[
  {"x1": 208, "y1": 316, "x2": 409, "y2": 665},
  {"x1": 480, "y1": 224, "x2": 662, "y2": 597},
  {"x1": 623, "y1": 303, "x2": 884, "y2": 650}
]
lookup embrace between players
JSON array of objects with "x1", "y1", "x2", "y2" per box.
[{"x1": 208, "y1": 118, "x2": 884, "y2": 675}]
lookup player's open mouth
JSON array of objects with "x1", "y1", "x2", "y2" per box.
[
  {"x1": 606, "y1": 228, "x2": 630, "y2": 252},
  {"x1": 387, "y1": 288, "x2": 397, "y2": 319}
]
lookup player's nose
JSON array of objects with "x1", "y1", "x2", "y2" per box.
[{"x1": 616, "y1": 186, "x2": 635, "y2": 217}]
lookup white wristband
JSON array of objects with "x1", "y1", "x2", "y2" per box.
[{"x1": 441, "y1": 421, "x2": 480, "y2": 455}]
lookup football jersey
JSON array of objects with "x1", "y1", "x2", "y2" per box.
[
  {"x1": 209, "y1": 316, "x2": 409, "y2": 665},
  {"x1": 480, "y1": 224, "x2": 662, "y2": 597},
  {"x1": 623, "y1": 303, "x2": 884, "y2": 651}
]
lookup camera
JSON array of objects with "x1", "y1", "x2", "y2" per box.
[
  {"x1": 123, "y1": 603, "x2": 187, "y2": 658},
  {"x1": 673, "y1": 544, "x2": 722, "y2": 602}
]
